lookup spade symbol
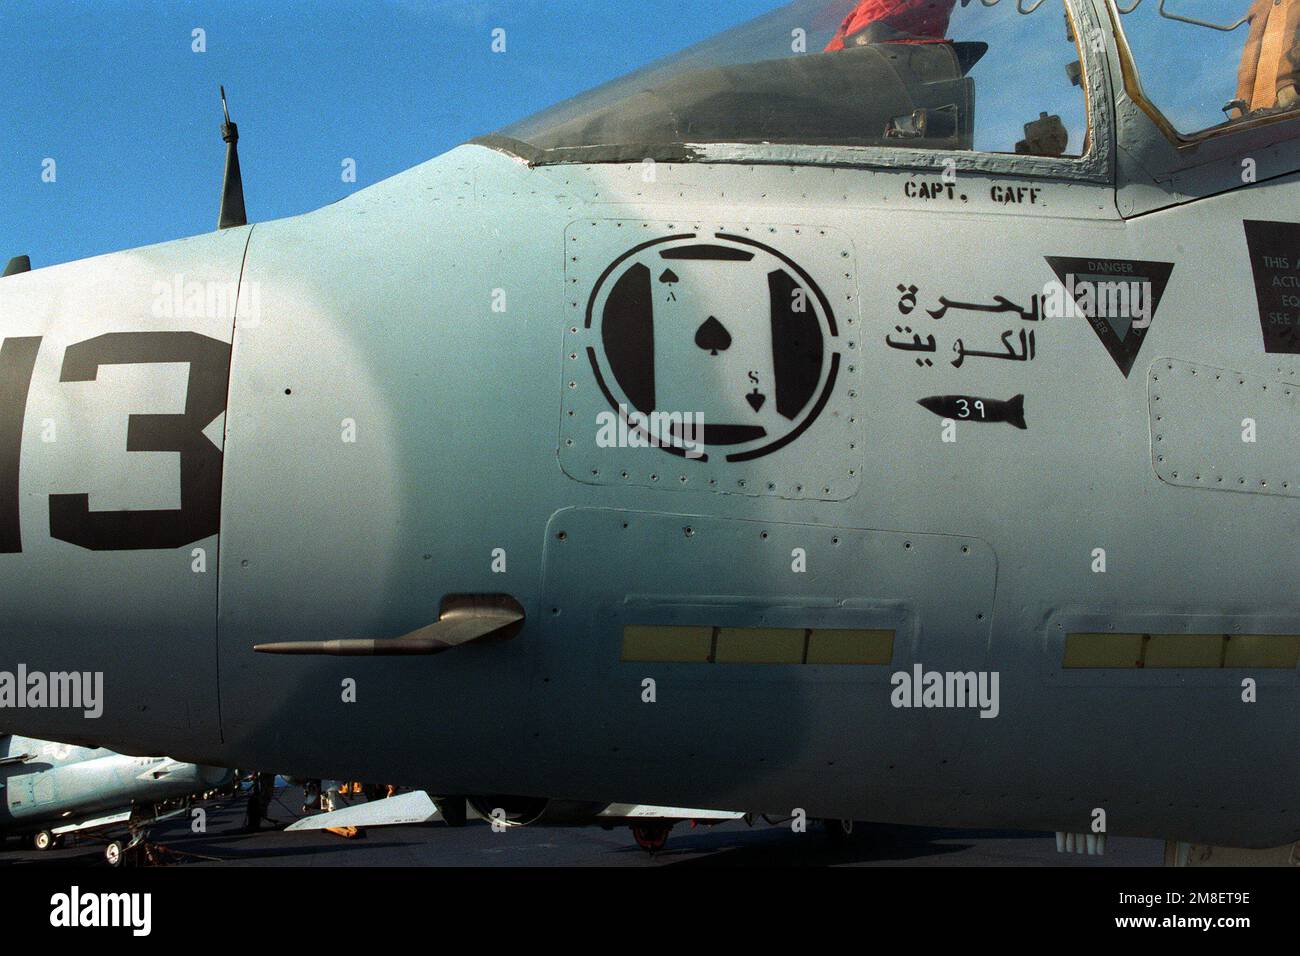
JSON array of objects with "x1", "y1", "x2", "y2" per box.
[
  {"x1": 746, "y1": 388, "x2": 767, "y2": 413},
  {"x1": 695, "y1": 316, "x2": 732, "y2": 356},
  {"x1": 659, "y1": 269, "x2": 680, "y2": 302}
]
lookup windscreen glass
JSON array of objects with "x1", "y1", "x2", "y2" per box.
[{"x1": 1116, "y1": 0, "x2": 1300, "y2": 136}]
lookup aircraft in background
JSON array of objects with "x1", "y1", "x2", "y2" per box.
[
  {"x1": 0, "y1": 734, "x2": 233, "y2": 864},
  {"x1": 0, "y1": 0, "x2": 1296, "y2": 863},
  {"x1": 278, "y1": 781, "x2": 744, "y2": 852}
]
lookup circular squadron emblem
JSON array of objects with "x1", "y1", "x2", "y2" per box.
[{"x1": 585, "y1": 233, "x2": 841, "y2": 462}]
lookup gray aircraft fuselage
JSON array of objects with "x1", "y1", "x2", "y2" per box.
[{"x1": 0, "y1": 0, "x2": 1295, "y2": 848}]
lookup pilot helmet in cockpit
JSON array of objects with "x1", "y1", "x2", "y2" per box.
[{"x1": 826, "y1": 0, "x2": 966, "y2": 49}]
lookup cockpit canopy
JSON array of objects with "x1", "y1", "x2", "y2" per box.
[
  {"x1": 508, "y1": 41, "x2": 981, "y2": 153},
  {"x1": 497, "y1": 0, "x2": 1089, "y2": 159},
  {"x1": 492, "y1": 0, "x2": 1300, "y2": 162}
]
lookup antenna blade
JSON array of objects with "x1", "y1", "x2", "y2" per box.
[
  {"x1": 218, "y1": 86, "x2": 248, "y2": 230},
  {"x1": 219, "y1": 141, "x2": 248, "y2": 230}
]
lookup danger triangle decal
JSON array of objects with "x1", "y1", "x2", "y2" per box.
[{"x1": 1045, "y1": 257, "x2": 1175, "y2": 377}]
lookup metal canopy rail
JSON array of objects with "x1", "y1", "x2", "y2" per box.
[
  {"x1": 977, "y1": 0, "x2": 1254, "y2": 31},
  {"x1": 1115, "y1": 0, "x2": 1251, "y2": 32}
]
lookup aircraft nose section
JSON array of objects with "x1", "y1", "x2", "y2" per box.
[{"x1": 0, "y1": 226, "x2": 251, "y2": 754}]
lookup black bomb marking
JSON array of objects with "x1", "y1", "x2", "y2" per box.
[{"x1": 586, "y1": 234, "x2": 840, "y2": 462}]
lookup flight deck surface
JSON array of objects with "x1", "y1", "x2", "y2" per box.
[{"x1": 0, "y1": 788, "x2": 1163, "y2": 868}]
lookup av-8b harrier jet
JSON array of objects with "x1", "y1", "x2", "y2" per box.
[
  {"x1": 0, "y1": 734, "x2": 232, "y2": 863},
  {"x1": 0, "y1": 0, "x2": 1296, "y2": 859}
]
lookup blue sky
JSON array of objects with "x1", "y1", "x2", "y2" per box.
[
  {"x1": 0, "y1": 0, "x2": 786, "y2": 267},
  {"x1": 1, "y1": 1, "x2": 1249, "y2": 269}
]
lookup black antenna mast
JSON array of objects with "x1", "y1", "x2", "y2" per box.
[{"x1": 218, "y1": 85, "x2": 248, "y2": 229}]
